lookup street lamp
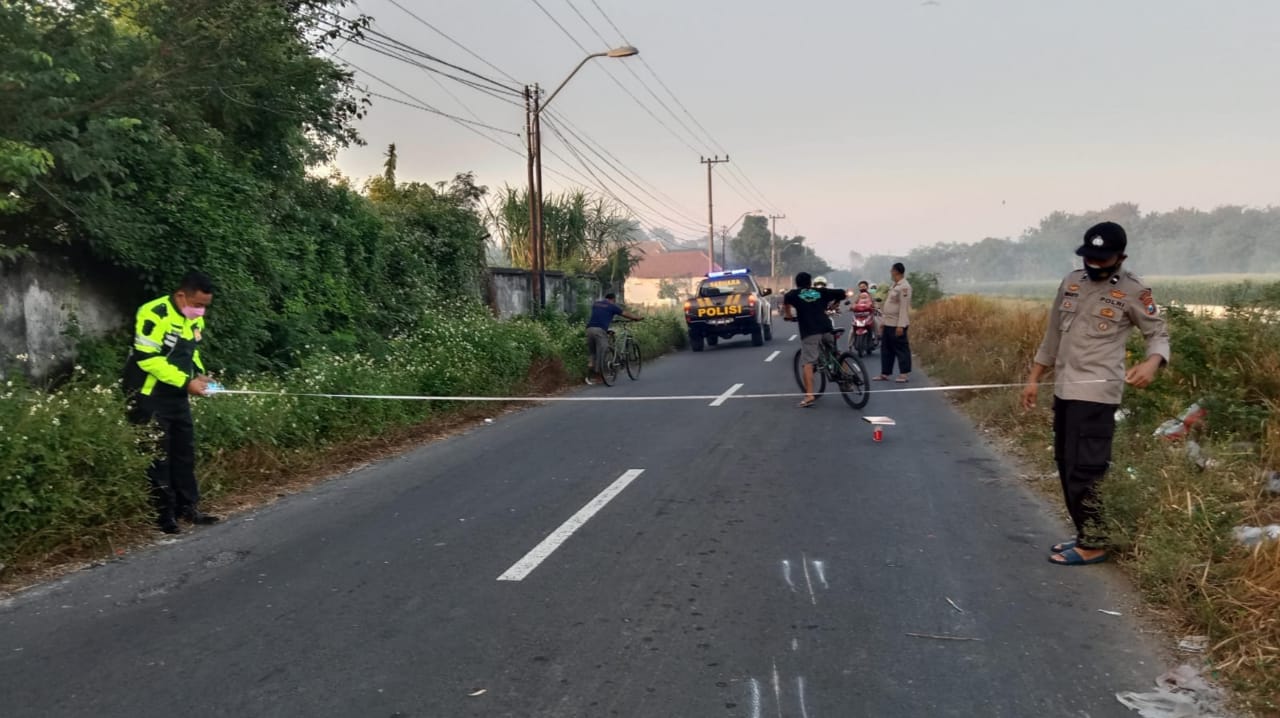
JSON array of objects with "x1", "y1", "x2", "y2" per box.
[
  {"x1": 527, "y1": 46, "x2": 638, "y2": 309},
  {"x1": 719, "y1": 209, "x2": 762, "y2": 268}
]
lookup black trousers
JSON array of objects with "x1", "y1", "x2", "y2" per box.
[
  {"x1": 128, "y1": 396, "x2": 199, "y2": 521},
  {"x1": 1053, "y1": 397, "x2": 1117, "y2": 549},
  {"x1": 880, "y1": 326, "x2": 912, "y2": 376}
]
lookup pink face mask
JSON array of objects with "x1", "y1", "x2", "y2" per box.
[{"x1": 180, "y1": 306, "x2": 206, "y2": 320}]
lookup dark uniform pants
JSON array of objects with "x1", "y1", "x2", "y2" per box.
[
  {"x1": 880, "y1": 325, "x2": 912, "y2": 376},
  {"x1": 128, "y1": 396, "x2": 199, "y2": 521},
  {"x1": 1053, "y1": 397, "x2": 1117, "y2": 549}
]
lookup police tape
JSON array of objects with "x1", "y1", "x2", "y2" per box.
[{"x1": 208, "y1": 379, "x2": 1118, "y2": 403}]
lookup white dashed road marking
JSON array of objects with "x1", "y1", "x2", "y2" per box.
[
  {"x1": 497, "y1": 469, "x2": 646, "y2": 581},
  {"x1": 710, "y1": 383, "x2": 744, "y2": 407}
]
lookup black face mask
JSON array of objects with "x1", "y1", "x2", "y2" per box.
[{"x1": 1084, "y1": 259, "x2": 1122, "y2": 282}]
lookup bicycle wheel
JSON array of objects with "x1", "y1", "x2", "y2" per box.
[
  {"x1": 836, "y1": 352, "x2": 870, "y2": 409},
  {"x1": 793, "y1": 348, "x2": 826, "y2": 397},
  {"x1": 625, "y1": 338, "x2": 642, "y2": 380},
  {"x1": 601, "y1": 345, "x2": 619, "y2": 386}
]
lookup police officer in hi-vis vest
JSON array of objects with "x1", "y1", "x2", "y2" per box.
[
  {"x1": 1022, "y1": 222, "x2": 1169, "y2": 566},
  {"x1": 122, "y1": 271, "x2": 220, "y2": 534}
]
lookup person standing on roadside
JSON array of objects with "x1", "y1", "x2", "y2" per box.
[
  {"x1": 875, "y1": 263, "x2": 912, "y2": 383},
  {"x1": 585, "y1": 292, "x2": 643, "y2": 385},
  {"x1": 1021, "y1": 222, "x2": 1169, "y2": 566},
  {"x1": 122, "y1": 271, "x2": 220, "y2": 534}
]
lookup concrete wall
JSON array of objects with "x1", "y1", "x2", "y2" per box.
[
  {"x1": 0, "y1": 261, "x2": 601, "y2": 378},
  {"x1": 625, "y1": 276, "x2": 700, "y2": 309},
  {"x1": 0, "y1": 256, "x2": 130, "y2": 380},
  {"x1": 485, "y1": 268, "x2": 602, "y2": 319}
]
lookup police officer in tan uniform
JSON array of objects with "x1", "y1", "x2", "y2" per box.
[
  {"x1": 1021, "y1": 222, "x2": 1170, "y2": 566},
  {"x1": 875, "y1": 262, "x2": 912, "y2": 382}
]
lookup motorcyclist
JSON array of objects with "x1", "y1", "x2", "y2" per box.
[{"x1": 856, "y1": 280, "x2": 883, "y2": 336}]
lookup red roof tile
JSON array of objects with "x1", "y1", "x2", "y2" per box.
[{"x1": 631, "y1": 249, "x2": 720, "y2": 279}]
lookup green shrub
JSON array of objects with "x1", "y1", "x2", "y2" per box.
[{"x1": 0, "y1": 308, "x2": 687, "y2": 566}]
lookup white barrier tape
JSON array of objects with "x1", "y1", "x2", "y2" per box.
[{"x1": 211, "y1": 379, "x2": 1116, "y2": 403}]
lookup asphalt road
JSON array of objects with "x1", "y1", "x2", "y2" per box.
[{"x1": 0, "y1": 329, "x2": 1169, "y2": 717}]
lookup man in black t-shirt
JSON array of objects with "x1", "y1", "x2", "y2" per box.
[{"x1": 783, "y1": 272, "x2": 849, "y2": 407}]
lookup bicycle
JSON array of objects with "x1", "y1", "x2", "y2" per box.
[
  {"x1": 788, "y1": 326, "x2": 871, "y2": 409},
  {"x1": 599, "y1": 320, "x2": 642, "y2": 386}
]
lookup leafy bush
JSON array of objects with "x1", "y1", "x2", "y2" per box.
[
  {"x1": 0, "y1": 371, "x2": 153, "y2": 562},
  {"x1": 0, "y1": 309, "x2": 686, "y2": 567},
  {"x1": 913, "y1": 290, "x2": 1280, "y2": 711}
]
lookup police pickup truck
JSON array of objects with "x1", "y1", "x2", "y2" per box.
[{"x1": 682, "y1": 269, "x2": 774, "y2": 351}]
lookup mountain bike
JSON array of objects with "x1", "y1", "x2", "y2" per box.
[
  {"x1": 600, "y1": 320, "x2": 642, "y2": 386},
  {"x1": 789, "y1": 327, "x2": 870, "y2": 409}
]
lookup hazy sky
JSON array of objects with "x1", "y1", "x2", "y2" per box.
[{"x1": 333, "y1": 0, "x2": 1280, "y2": 266}]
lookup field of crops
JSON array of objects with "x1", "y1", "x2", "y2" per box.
[{"x1": 951, "y1": 274, "x2": 1280, "y2": 306}]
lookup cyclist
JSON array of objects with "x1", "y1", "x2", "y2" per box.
[
  {"x1": 783, "y1": 272, "x2": 848, "y2": 407},
  {"x1": 586, "y1": 292, "x2": 643, "y2": 385}
]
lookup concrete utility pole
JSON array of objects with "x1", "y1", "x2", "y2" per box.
[
  {"x1": 525, "y1": 85, "x2": 542, "y2": 307},
  {"x1": 769, "y1": 213, "x2": 786, "y2": 281},
  {"x1": 526, "y1": 46, "x2": 638, "y2": 310},
  {"x1": 700, "y1": 156, "x2": 729, "y2": 271}
]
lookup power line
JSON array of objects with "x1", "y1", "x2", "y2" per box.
[
  {"x1": 336, "y1": 31, "x2": 522, "y2": 102},
  {"x1": 363, "y1": 90, "x2": 519, "y2": 135},
  {"x1": 315, "y1": 14, "x2": 521, "y2": 97},
  {"x1": 384, "y1": 0, "x2": 524, "y2": 86},
  {"x1": 542, "y1": 116, "x2": 704, "y2": 236},
  {"x1": 339, "y1": 54, "x2": 526, "y2": 158},
  {"x1": 563, "y1": 0, "x2": 711, "y2": 154},
  {"x1": 585, "y1": 0, "x2": 783, "y2": 214},
  {"x1": 545, "y1": 110, "x2": 705, "y2": 229},
  {"x1": 542, "y1": 115, "x2": 706, "y2": 234},
  {"x1": 528, "y1": 0, "x2": 703, "y2": 156}
]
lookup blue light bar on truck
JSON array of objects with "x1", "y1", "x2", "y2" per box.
[{"x1": 706, "y1": 268, "x2": 751, "y2": 278}]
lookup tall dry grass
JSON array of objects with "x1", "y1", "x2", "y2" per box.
[{"x1": 915, "y1": 293, "x2": 1280, "y2": 715}]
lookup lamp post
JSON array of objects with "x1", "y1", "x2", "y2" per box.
[
  {"x1": 720, "y1": 209, "x2": 762, "y2": 268},
  {"x1": 528, "y1": 46, "x2": 638, "y2": 309}
]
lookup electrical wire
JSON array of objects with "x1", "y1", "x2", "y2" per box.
[
  {"x1": 542, "y1": 116, "x2": 705, "y2": 236},
  {"x1": 528, "y1": 0, "x2": 703, "y2": 156},
  {"x1": 384, "y1": 0, "x2": 524, "y2": 86},
  {"x1": 315, "y1": 13, "x2": 521, "y2": 97},
  {"x1": 585, "y1": 0, "x2": 783, "y2": 214},
  {"x1": 544, "y1": 111, "x2": 706, "y2": 230}
]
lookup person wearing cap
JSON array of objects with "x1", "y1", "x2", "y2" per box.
[{"x1": 1021, "y1": 222, "x2": 1170, "y2": 566}]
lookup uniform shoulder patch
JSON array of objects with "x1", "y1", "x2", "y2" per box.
[
  {"x1": 151, "y1": 302, "x2": 169, "y2": 319},
  {"x1": 1139, "y1": 289, "x2": 1158, "y2": 316}
]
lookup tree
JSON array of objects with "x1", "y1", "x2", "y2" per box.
[
  {"x1": 728, "y1": 215, "x2": 771, "y2": 272},
  {"x1": 776, "y1": 235, "x2": 831, "y2": 276},
  {"x1": 488, "y1": 186, "x2": 638, "y2": 280}
]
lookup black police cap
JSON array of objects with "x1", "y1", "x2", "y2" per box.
[{"x1": 1076, "y1": 221, "x2": 1127, "y2": 259}]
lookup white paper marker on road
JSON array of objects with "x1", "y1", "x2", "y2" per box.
[
  {"x1": 710, "y1": 383, "x2": 743, "y2": 407},
  {"x1": 764, "y1": 350, "x2": 781, "y2": 363},
  {"x1": 497, "y1": 469, "x2": 645, "y2": 581}
]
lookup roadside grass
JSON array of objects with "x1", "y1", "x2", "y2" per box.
[
  {"x1": 0, "y1": 306, "x2": 687, "y2": 583},
  {"x1": 956, "y1": 273, "x2": 1280, "y2": 307},
  {"x1": 915, "y1": 293, "x2": 1280, "y2": 715}
]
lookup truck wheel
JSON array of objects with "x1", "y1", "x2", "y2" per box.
[
  {"x1": 763, "y1": 323, "x2": 773, "y2": 341},
  {"x1": 690, "y1": 333, "x2": 705, "y2": 352},
  {"x1": 750, "y1": 324, "x2": 764, "y2": 346},
  {"x1": 707, "y1": 335, "x2": 719, "y2": 346}
]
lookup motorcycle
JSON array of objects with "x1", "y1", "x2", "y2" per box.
[{"x1": 849, "y1": 296, "x2": 880, "y2": 357}]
